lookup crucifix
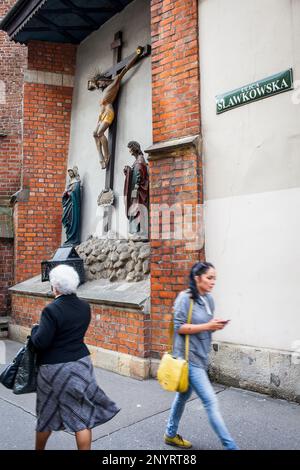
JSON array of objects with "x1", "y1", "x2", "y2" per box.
[{"x1": 88, "y1": 31, "x2": 151, "y2": 233}]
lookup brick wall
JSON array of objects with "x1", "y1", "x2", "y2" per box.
[
  {"x1": 149, "y1": 0, "x2": 203, "y2": 357},
  {"x1": 11, "y1": 293, "x2": 150, "y2": 358},
  {"x1": 14, "y1": 40, "x2": 77, "y2": 283},
  {"x1": 87, "y1": 305, "x2": 150, "y2": 358},
  {"x1": 27, "y1": 40, "x2": 76, "y2": 74},
  {"x1": 0, "y1": 0, "x2": 27, "y2": 315},
  {"x1": 151, "y1": 0, "x2": 200, "y2": 143},
  {"x1": 0, "y1": 0, "x2": 27, "y2": 196}
]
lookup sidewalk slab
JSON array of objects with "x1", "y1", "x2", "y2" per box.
[
  {"x1": 1, "y1": 340, "x2": 300, "y2": 450},
  {"x1": 0, "y1": 399, "x2": 75, "y2": 450},
  {"x1": 90, "y1": 387, "x2": 300, "y2": 450}
]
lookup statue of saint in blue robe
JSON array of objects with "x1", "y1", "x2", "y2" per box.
[{"x1": 62, "y1": 167, "x2": 81, "y2": 246}]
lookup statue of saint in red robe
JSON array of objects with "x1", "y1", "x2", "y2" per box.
[{"x1": 123, "y1": 141, "x2": 149, "y2": 237}]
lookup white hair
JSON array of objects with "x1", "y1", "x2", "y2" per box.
[{"x1": 49, "y1": 264, "x2": 79, "y2": 295}]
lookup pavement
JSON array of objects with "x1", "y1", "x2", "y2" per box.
[{"x1": 0, "y1": 339, "x2": 300, "y2": 451}]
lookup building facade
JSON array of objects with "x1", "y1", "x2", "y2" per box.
[{"x1": 0, "y1": 0, "x2": 299, "y2": 401}]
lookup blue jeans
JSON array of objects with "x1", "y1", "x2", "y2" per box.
[{"x1": 166, "y1": 364, "x2": 238, "y2": 450}]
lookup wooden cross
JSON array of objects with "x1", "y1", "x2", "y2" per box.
[
  {"x1": 102, "y1": 31, "x2": 122, "y2": 234},
  {"x1": 100, "y1": 32, "x2": 151, "y2": 233}
]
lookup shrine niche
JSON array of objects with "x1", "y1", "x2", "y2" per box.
[
  {"x1": 66, "y1": 17, "x2": 152, "y2": 242},
  {"x1": 67, "y1": 24, "x2": 152, "y2": 282},
  {"x1": 87, "y1": 31, "x2": 150, "y2": 238}
]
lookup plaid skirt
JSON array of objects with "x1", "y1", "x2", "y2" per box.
[{"x1": 36, "y1": 356, "x2": 120, "y2": 432}]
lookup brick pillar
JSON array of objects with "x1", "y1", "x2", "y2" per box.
[
  {"x1": 0, "y1": 1, "x2": 27, "y2": 314},
  {"x1": 147, "y1": 0, "x2": 203, "y2": 357},
  {"x1": 14, "y1": 41, "x2": 77, "y2": 283}
]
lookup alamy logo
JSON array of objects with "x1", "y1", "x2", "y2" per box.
[{"x1": 94, "y1": 200, "x2": 205, "y2": 251}]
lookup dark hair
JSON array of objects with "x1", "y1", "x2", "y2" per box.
[
  {"x1": 94, "y1": 74, "x2": 112, "y2": 82},
  {"x1": 189, "y1": 262, "x2": 215, "y2": 301},
  {"x1": 127, "y1": 141, "x2": 143, "y2": 154}
]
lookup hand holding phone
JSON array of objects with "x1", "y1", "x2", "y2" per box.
[{"x1": 208, "y1": 319, "x2": 230, "y2": 331}]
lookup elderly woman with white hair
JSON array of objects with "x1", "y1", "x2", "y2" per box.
[{"x1": 30, "y1": 264, "x2": 120, "y2": 450}]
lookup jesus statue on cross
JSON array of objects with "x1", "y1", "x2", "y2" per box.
[{"x1": 88, "y1": 46, "x2": 143, "y2": 169}]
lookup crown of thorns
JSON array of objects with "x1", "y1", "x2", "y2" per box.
[{"x1": 89, "y1": 69, "x2": 112, "y2": 82}]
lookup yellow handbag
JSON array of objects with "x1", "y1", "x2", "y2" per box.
[{"x1": 157, "y1": 299, "x2": 193, "y2": 393}]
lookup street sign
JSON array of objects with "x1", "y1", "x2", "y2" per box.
[{"x1": 216, "y1": 69, "x2": 293, "y2": 114}]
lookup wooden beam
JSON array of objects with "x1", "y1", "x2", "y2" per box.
[
  {"x1": 103, "y1": 45, "x2": 151, "y2": 78},
  {"x1": 35, "y1": 13, "x2": 77, "y2": 42},
  {"x1": 24, "y1": 25, "x2": 96, "y2": 32},
  {"x1": 3, "y1": 0, "x2": 44, "y2": 37},
  {"x1": 59, "y1": 0, "x2": 100, "y2": 27},
  {"x1": 42, "y1": 7, "x2": 117, "y2": 15}
]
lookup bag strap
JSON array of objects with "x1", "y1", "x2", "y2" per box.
[
  {"x1": 184, "y1": 300, "x2": 193, "y2": 361},
  {"x1": 168, "y1": 298, "x2": 194, "y2": 362}
]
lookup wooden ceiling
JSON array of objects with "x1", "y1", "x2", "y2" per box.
[{"x1": 0, "y1": 0, "x2": 134, "y2": 44}]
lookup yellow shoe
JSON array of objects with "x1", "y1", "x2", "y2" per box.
[{"x1": 164, "y1": 434, "x2": 192, "y2": 449}]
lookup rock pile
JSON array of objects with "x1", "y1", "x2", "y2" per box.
[{"x1": 76, "y1": 237, "x2": 150, "y2": 282}]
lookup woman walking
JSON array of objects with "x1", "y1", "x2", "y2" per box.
[
  {"x1": 31, "y1": 264, "x2": 120, "y2": 450},
  {"x1": 164, "y1": 262, "x2": 238, "y2": 450}
]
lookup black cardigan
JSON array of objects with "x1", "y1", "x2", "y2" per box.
[{"x1": 31, "y1": 293, "x2": 91, "y2": 365}]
